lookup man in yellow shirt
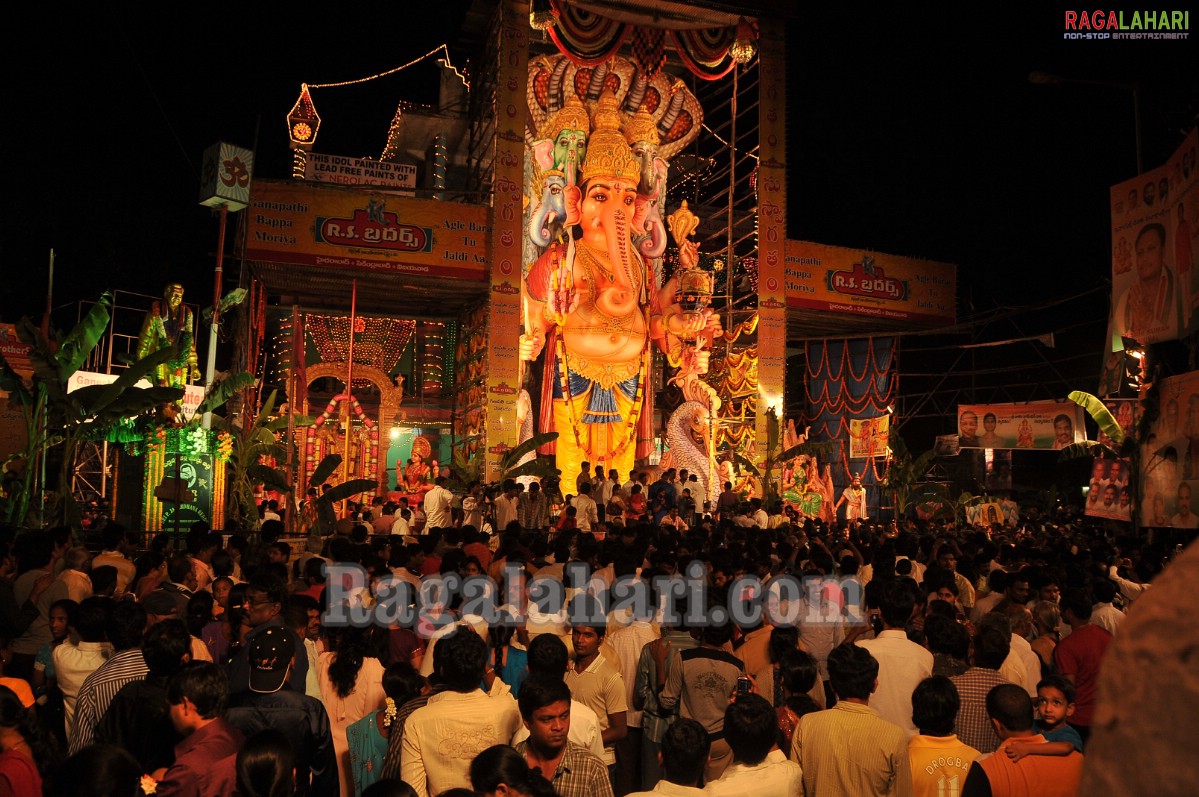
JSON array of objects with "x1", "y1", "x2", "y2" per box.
[{"x1": 909, "y1": 675, "x2": 980, "y2": 797}]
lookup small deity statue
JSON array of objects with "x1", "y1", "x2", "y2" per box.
[
  {"x1": 402, "y1": 436, "x2": 436, "y2": 497},
  {"x1": 137, "y1": 283, "x2": 199, "y2": 389}
]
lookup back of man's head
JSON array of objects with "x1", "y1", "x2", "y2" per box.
[
  {"x1": 723, "y1": 694, "x2": 777, "y2": 766},
  {"x1": 661, "y1": 718, "x2": 710, "y2": 786},
  {"x1": 75, "y1": 596, "x2": 110, "y2": 643},
  {"x1": 435, "y1": 627, "x2": 489, "y2": 691},
  {"x1": 827, "y1": 642, "x2": 878, "y2": 701},
  {"x1": 166, "y1": 661, "x2": 228, "y2": 719},
  {"x1": 106, "y1": 601, "x2": 147, "y2": 651},
  {"x1": 167, "y1": 553, "x2": 193, "y2": 585},
  {"x1": 912, "y1": 675, "x2": 960, "y2": 737},
  {"x1": 1060, "y1": 588, "x2": 1093, "y2": 622},
  {"x1": 142, "y1": 619, "x2": 193, "y2": 678},
  {"x1": 517, "y1": 675, "x2": 572, "y2": 721},
  {"x1": 973, "y1": 613, "x2": 1013, "y2": 670},
  {"x1": 526, "y1": 633, "x2": 569, "y2": 679},
  {"x1": 986, "y1": 683, "x2": 1035, "y2": 735},
  {"x1": 879, "y1": 579, "x2": 917, "y2": 628}
]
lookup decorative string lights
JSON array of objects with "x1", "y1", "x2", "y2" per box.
[
  {"x1": 288, "y1": 44, "x2": 469, "y2": 157},
  {"x1": 420, "y1": 322, "x2": 446, "y2": 395}
]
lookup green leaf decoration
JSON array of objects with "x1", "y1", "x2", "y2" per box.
[
  {"x1": 194, "y1": 371, "x2": 257, "y2": 418},
  {"x1": 54, "y1": 292, "x2": 112, "y2": 381},
  {"x1": 317, "y1": 479, "x2": 379, "y2": 504},
  {"x1": 308, "y1": 454, "x2": 344, "y2": 489},
  {"x1": 1067, "y1": 391, "x2": 1124, "y2": 448}
]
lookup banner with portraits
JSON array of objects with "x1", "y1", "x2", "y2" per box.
[
  {"x1": 1085, "y1": 458, "x2": 1133, "y2": 523},
  {"x1": 956, "y1": 402, "x2": 1084, "y2": 450},
  {"x1": 1140, "y1": 370, "x2": 1199, "y2": 528},
  {"x1": 1110, "y1": 128, "x2": 1199, "y2": 347}
]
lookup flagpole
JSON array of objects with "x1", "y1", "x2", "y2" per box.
[{"x1": 342, "y1": 280, "x2": 358, "y2": 485}]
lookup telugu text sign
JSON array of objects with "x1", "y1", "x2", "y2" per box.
[
  {"x1": 245, "y1": 180, "x2": 489, "y2": 280},
  {"x1": 784, "y1": 241, "x2": 956, "y2": 327}
]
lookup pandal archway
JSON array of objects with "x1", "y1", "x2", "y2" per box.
[{"x1": 300, "y1": 363, "x2": 404, "y2": 496}]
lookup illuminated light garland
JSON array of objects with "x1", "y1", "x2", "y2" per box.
[{"x1": 306, "y1": 45, "x2": 467, "y2": 91}]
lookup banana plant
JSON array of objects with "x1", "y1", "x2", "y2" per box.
[
  {"x1": 0, "y1": 293, "x2": 184, "y2": 527},
  {"x1": 883, "y1": 435, "x2": 938, "y2": 519}
]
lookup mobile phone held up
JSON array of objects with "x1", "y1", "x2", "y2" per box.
[{"x1": 735, "y1": 676, "x2": 752, "y2": 696}]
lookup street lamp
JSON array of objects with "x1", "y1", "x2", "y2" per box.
[{"x1": 1028, "y1": 71, "x2": 1142, "y2": 175}]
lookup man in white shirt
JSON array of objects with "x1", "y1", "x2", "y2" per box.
[
  {"x1": 495, "y1": 480, "x2": 521, "y2": 532},
  {"x1": 423, "y1": 476, "x2": 455, "y2": 530},
  {"x1": 92, "y1": 527, "x2": 137, "y2": 595},
  {"x1": 1090, "y1": 578, "x2": 1124, "y2": 636},
  {"x1": 401, "y1": 629, "x2": 522, "y2": 797},
  {"x1": 573, "y1": 482, "x2": 600, "y2": 532},
  {"x1": 856, "y1": 581, "x2": 933, "y2": 735},
  {"x1": 390, "y1": 506, "x2": 412, "y2": 536},
  {"x1": 704, "y1": 695, "x2": 803, "y2": 796},
  {"x1": 626, "y1": 718, "x2": 708, "y2": 797}
]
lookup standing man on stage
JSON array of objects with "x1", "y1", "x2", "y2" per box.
[{"x1": 835, "y1": 475, "x2": 868, "y2": 522}]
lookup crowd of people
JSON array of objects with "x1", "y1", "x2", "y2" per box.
[{"x1": 0, "y1": 464, "x2": 1180, "y2": 797}]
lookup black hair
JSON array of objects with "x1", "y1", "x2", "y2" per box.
[
  {"x1": 469, "y1": 744, "x2": 556, "y2": 797},
  {"x1": 247, "y1": 575, "x2": 288, "y2": 606},
  {"x1": 435, "y1": 627, "x2": 489, "y2": 691},
  {"x1": 1037, "y1": 674, "x2": 1076, "y2": 705},
  {"x1": 167, "y1": 553, "x2": 193, "y2": 584},
  {"x1": 827, "y1": 642, "x2": 878, "y2": 701},
  {"x1": 327, "y1": 626, "x2": 379, "y2": 699},
  {"x1": 526, "y1": 633, "x2": 569, "y2": 678},
  {"x1": 778, "y1": 648, "x2": 818, "y2": 697},
  {"x1": 270, "y1": 541, "x2": 292, "y2": 559},
  {"x1": 361, "y1": 780, "x2": 418, "y2": 797},
  {"x1": 89, "y1": 565, "x2": 118, "y2": 597},
  {"x1": 105, "y1": 601, "x2": 147, "y2": 651},
  {"x1": 986, "y1": 683, "x2": 1035, "y2": 732},
  {"x1": 661, "y1": 717, "x2": 709, "y2": 785},
  {"x1": 912, "y1": 675, "x2": 960, "y2": 736},
  {"x1": 879, "y1": 579, "x2": 917, "y2": 628},
  {"x1": 142, "y1": 619, "x2": 193, "y2": 678},
  {"x1": 48, "y1": 599, "x2": 79, "y2": 635},
  {"x1": 700, "y1": 618, "x2": 734, "y2": 647},
  {"x1": 46, "y1": 744, "x2": 140, "y2": 797},
  {"x1": 166, "y1": 661, "x2": 228, "y2": 718},
  {"x1": 973, "y1": 613, "x2": 1012, "y2": 670},
  {"x1": 186, "y1": 591, "x2": 216, "y2": 638},
  {"x1": 724, "y1": 694, "x2": 777, "y2": 766},
  {"x1": 0, "y1": 684, "x2": 58, "y2": 776},
  {"x1": 924, "y1": 614, "x2": 970, "y2": 661},
  {"x1": 382, "y1": 662, "x2": 425, "y2": 706},
  {"x1": 1059, "y1": 588, "x2": 1093, "y2": 621},
  {"x1": 211, "y1": 550, "x2": 235, "y2": 579},
  {"x1": 236, "y1": 729, "x2": 295, "y2": 797},
  {"x1": 1091, "y1": 577, "x2": 1117, "y2": 605},
  {"x1": 517, "y1": 675, "x2": 572, "y2": 720},
  {"x1": 767, "y1": 624, "x2": 800, "y2": 665},
  {"x1": 74, "y1": 596, "x2": 110, "y2": 643}
]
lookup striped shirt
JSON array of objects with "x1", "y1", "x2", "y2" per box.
[
  {"x1": 70, "y1": 648, "x2": 148, "y2": 753},
  {"x1": 791, "y1": 701, "x2": 913, "y2": 797}
]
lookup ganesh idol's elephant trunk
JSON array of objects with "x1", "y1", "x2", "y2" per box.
[
  {"x1": 547, "y1": 58, "x2": 569, "y2": 114},
  {"x1": 610, "y1": 209, "x2": 630, "y2": 276}
]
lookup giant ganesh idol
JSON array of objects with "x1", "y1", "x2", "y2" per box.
[{"x1": 520, "y1": 89, "x2": 719, "y2": 480}]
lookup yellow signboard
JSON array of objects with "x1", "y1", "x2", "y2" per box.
[
  {"x1": 245, "y1": 180, "x2": 490, "y2": 280},
  {"x1": 785, "y1": 241, "x2": 956, "y2": 326}
]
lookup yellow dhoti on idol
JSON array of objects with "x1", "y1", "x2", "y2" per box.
[{"x1": 550, "y1": 343, "x2": 649, "y2": 482}]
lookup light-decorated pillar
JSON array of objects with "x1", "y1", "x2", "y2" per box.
[
  {"x1": 756, "y1": 20, "x2": 788, "y2": 461},
  {"x1": 483, "y1": 0, "x2": 529, "y2": 483}
]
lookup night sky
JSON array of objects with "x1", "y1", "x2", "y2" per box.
[{"x1": 5, "y1": 2, "x2": 1196, "y2": 342}]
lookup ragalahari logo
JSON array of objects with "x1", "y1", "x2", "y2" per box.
[{"x1": 1064, "y1": 9, "x2": 1189, "y2": 39}]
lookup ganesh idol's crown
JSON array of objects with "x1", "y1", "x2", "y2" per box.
[
  {"x1": 537, "y1": 95, "x2": 591, "y2": 141},
  {"x1": 582, "y1": 91, "x2": 641, "y2": 186},
  {"x1": 623, "y1": 106, "x2": 659, "y2": 147}
]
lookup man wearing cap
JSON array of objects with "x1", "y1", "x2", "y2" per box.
[
  {"x1": 225, "y1": 626, "x2": 337, "y2": 796},
  {"x1": 227, "y1": 577, "x2": 308, "y2": 694}
]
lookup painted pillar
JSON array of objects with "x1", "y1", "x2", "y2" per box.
[
  {"x1": 756, "y1": 20, "x2": 788, "y2": 460},
  {"x1": 483, "y1": 0, "x2": 529, "y2": 482}
]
